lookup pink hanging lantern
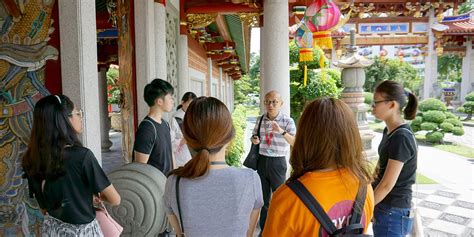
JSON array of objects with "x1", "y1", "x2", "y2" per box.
[
  {"x1": 397, "y1": 49, "x2": 405, "y2": 62},
  {"x1": 380, "y1": 48, "x2": 388, "y2": 60},
  {"x1": 304, "y1": 0, "x2": 341, "y2": 49}
]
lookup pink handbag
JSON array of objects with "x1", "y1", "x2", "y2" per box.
[{"x1": 96, "y1": 202, "x2": 123, "y2": 237}]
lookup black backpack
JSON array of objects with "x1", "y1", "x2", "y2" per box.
[{"x1": 287, "y1": 180, "x2": 372, "y2": 237}]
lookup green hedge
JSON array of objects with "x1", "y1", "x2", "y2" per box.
[{"x1": 225, "y1": 105, "x2": 247, "y2": 167}]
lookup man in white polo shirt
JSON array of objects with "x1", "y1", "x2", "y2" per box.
[{"x1": 251, "y1": 90, "x2": 296, "y2": 233}]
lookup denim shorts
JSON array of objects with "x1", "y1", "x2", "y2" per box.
[{"x1": 372, "y1": 203, "x2": 414, "y2": 237}]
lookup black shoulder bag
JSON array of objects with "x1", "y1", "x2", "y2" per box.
[
  {"x1": 243, "y1": 115, "x2": 264, "y2": 170},
  {"x1": 287, "y1": 180, "x2": 371, "y2": 237}
]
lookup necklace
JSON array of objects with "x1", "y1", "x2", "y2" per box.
[{"x1": 210, "y1": 161, "x2": 227, "y2": 165}]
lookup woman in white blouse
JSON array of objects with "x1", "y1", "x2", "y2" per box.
[{"x1": 170, "y1": 92, "x2": 197, "y2": 167}]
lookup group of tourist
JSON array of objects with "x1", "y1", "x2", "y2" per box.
[{"x1": 22, "y1": 77, "x2": 419, "y2": 237}]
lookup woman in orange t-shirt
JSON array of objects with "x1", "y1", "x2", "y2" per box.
[{"x1": 262, "y1": 98, "x2": 374, "y2": 237}]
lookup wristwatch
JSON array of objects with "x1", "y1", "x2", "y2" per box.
[{"x1": 281, "y1": 131, "x2": 287, "y2": 136}]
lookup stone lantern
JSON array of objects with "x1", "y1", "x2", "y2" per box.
[{"x1": 334, "y1": 29, "x2": 377, "y2": 160}]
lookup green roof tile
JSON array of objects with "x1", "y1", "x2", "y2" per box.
[{"x1": 224, "y1": 14, "x2": 247, "y2": 72}]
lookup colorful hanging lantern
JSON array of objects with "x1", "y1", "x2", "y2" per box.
[
  {"x1": 379, "y1": 48, "x2": 388, "y2": 60},
  {"x1": 304, "y1": 0, "x2": 341, "y2": 49},
  {"x1": 396, "y1": 49, "x2": 404, "y2": 62},
  {"x1": 294, "y1": 25, "x2": 314, "y2": 86},
  {"x1": 295, "y1": 26, "x2": 314, "y2": 62},
  {"x1": 411, "y1": 48, "x2": 421, "y2": 60}
]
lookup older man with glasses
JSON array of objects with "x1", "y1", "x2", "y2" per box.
[{"x1": 250, "y1": 90, "x2": 296, "y2": 234}]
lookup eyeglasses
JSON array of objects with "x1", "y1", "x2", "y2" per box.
[
  {"x1": 264, "y1": 100, "x2": 280, "y2": 106},
  {"x1": 371, "y1": 100, "x2": 392, "y2": 107},
  {"x1": 69, "y1": 109, "x2": 83, "y2": 118}
]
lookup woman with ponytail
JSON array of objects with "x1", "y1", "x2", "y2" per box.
[
  {"x1": 22, "y1": 95, "x2": 120, "y2": 236},
  {"x1": 371, "y1": 80, "x2": 419, "y2": 236},
  {"x1": 164, "y1": 97, "x2": 263, "y2": 237}
]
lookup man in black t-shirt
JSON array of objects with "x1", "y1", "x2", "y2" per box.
[{"x1": 133, "y1": 78, "x2": 174, "y2": 176}]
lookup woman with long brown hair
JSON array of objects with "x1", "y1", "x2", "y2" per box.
[
  {"x1": 164, "y1": 97, "x2": 263, "y2": 237},
  {"x1": 262, "y1": 98, "x2": 374, "y2": 236}
]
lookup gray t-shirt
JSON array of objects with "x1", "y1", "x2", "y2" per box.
[{"x1": 164, "y1": 167, "x2": 263, "y2": 237}]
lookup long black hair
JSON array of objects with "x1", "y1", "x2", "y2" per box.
[
  {"x1": 177, "y1": 92, "x2": 197, "y2": 110},
  {"x1": 22, "y1": 95, "x2": 82, "y2": 180},
  {"x1": 375, "y1": 80, "x2": 419, "y2": 120}
]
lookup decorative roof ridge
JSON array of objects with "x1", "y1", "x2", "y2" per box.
[{"x1": 441, "y1": 11, "x2": 474, "y2": 23}]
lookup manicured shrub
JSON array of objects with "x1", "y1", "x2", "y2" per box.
[
  {"x1": 440, "y1": 122, "x2": 454, "y2": 133},
  {"x1": 452, "y1": 127, "x2": 465, "y2": 136},
  {"x1": 419, "y1": 98, "x2": 447, "y2": 112},
  {"x1": 420, "y1": 122, "x2": 438, "y2": 131},
  {"x1": 457, "y1": 92, "x2": 474, "y2": 120},
  {"x1": 444, "y1": 112, "x2": 457, "y2": 119},
  {"x1": 426, "y1": 131, "x2": 444, "y2": 143},
  {"x1": 411, "y1": 116, "x2": 423, "y2": 127},
  {"x1": 411, "y1": 124, "x2": 420, "y2": 133},
  {"x1": 410, "y1": 98, "x2": 464, "y2": 143},
  {"x1": 446, "y1": 118, "x2": 463, "y2": 127},
  {"x1": 422, "y1": 111, "x2": 446, "y2": 124}
]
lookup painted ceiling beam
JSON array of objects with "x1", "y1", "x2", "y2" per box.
[
  {"x1": 186, "y1": 3, "x2": 258, "y2": 14},
  {"x1": 204, "y1": 41, "x2": 236, "y2": 51},
  {"x1": 216, "y1": 14, "x2": 232, "y2": 41}
]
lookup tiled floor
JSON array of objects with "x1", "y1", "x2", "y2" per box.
[
  {"x1": 101, "y1": 131, "x2": 125, "y2": 174},
  {"x1": 414, "y1": 186, "x2": 474, "y2": 237}
]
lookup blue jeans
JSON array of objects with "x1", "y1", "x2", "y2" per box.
[{"x1": 372, "y1": 203, "x2": 414, "y2": 237}]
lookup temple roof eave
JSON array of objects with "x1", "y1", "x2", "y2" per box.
[{"x1": 435, "y1": 10, "x2": 474, "y2": 35}]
